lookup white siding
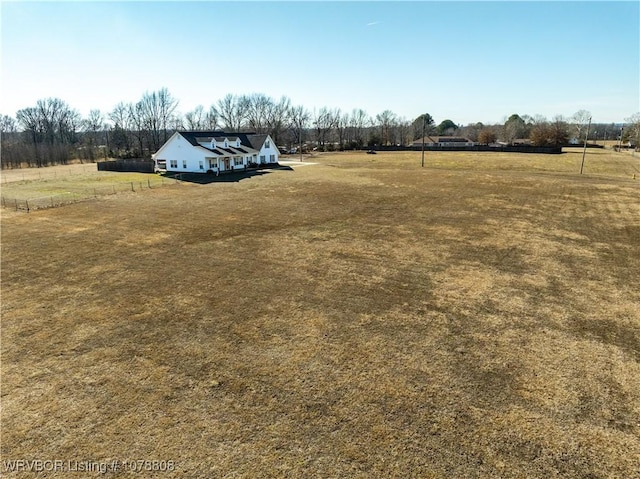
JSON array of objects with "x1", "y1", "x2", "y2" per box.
[
  {"x1": 157, "y1": 134, "x2": 213, "y2": 173},
  {"x1": 259, "y1": 135, "x2": 280, "y2": 163}
]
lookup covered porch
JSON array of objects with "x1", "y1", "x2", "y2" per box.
[{"x1": 205, "y1": 155, "x2": 258, "y2": 174}]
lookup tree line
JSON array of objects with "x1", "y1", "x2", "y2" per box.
[{"x1": 1, "y1": 88, "x2": 638, "y2": 169}]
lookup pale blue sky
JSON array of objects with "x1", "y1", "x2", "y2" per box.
[{"x1": 2, "y1": 1, "x2": 639, "y2": 125}]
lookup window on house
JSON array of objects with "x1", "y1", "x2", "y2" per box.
[
  {"x1": 270, "y1": 154, "x2": 275, "y2": 162},
  {"x1": 183, "y1": 160, "x2": 187, "y2": 168},
  {"x1": 260, "y1": 155, "x2": 266, "y2": 163},
  {"x1": 234, "y1": 157, "x2": 243, "y2": 166},
  {"x1": 170, "y1": 160, "x2": 178, "y2": 168},
  {"x1": 199, "y1": 161, "x2": 204, "y2": 170},
  {"x1": 265, "y1": 140, "x2": 270, "y2": 148}
]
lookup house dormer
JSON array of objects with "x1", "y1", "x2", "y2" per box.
[
  {"x1": 224, "y1": 138, "x2": 229, "y2": 148},
  {"x1": 211, "y1": 138, "x2": 216, "y2": 149},
  {"x1": 236, "y1": 139, "x2": 241, "y2": 148},
  {"x1": 213, "y1": 136, "x2": 227, "y2": 149}
]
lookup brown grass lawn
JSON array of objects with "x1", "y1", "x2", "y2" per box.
[{"x1": 2, "y1": 150, "x2": 639, "y2": 477}]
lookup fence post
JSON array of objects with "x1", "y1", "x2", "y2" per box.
[
  {"x1": 51, "y1": 196, "x2": 54, "y2": 207},
  {"x1": 131, "y1": 182, "x2": 135, "y2": 192},
  {"x1": 15, "y1": 199, "x2": 18, "y2": 211},
  {"x1": 25, "y1": 199, "x2": 29, "y2": 212},
  {"x1": 148, "y1": 178, "x2": 151, "y2": 189},
  {"x1": 1, "y1": 196, "x2": 5, "y2": 208}
]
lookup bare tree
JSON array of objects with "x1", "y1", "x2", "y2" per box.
[
  {"x1": 245, "y1": 93, "x2": 272, "y2": 133},
  {"x1": 530, "y1": 115, "x2": 568, "y2": 147},
  {"x1": 124, "y1": 102, "x2": 142, "y2": 157},
  {"x1": 185, "y1": 105, "x2": 206, "y2": 130},
  {"x1": 313, "y1": 107, "x2": 339, "y2": 150},
  {"x1": 0, "y1": 114, "x2": 21, "y2": 168},
  {"x1": 530, "y1": 121, "x2": 551, "y2": 146},
  {"x1": 243, "y1": 93, "x2": 291, "y2": 143},
  {"x1": 375, "y1": 110, "x2": 397, "y2": 145},
  {"x1": 459, "y1": 122, "x2": 484, "y2": 142},
  {"x1": 16, "y1": 98, "x2": 81, "y2": 166},
  {"x1": 168, "y1": 114, "x2": 184, "y2": 132},
  {"x1": 204, "y1": 106, "x2": 219, "y2": 130},
  {"x1": 288, "y1": 105, "x2": 310, "y2": 156},
  {"x1": 215, "y1": 94, "x2": 248, "y2": 131},
  {"x1": 572, "y1": 110, "x2": 592, "y2": 140},
  {"x1": 109, "y1": 102, "x2": 134, "y2": 156},
  {"x1": 478, "y1": 128, "x2": 497, "y2": 145},
  {"x1": 82, "y1": 109, "x2": 104, "y2": 162},
  {"x1": 1, "y1": 114, "x2": 17, "y2": 133},
  {"x1": 550, "y1": 115, "x2": 569, "y2": 146},
  {"x1": 266, "y1": 96, "x2": 291, "y2": 144},
  {"x1": 392, "y1": 117, "x2": 411, "y2": 146},
  {"x1": 625, "y1": 112, "x2": 640, "y2": 149},
  {"x1": 349, "y1": 108, "x2": 369, "y2": 148},
  {"x1": 335, "y1": 109, "x2": 348, "y2": 149},
  {"x1": 137, "y1": 88, "x2": 179, "y2": 153},
  {"x1": 531, "y1": 114, "x2": 548, "y2": 126}
]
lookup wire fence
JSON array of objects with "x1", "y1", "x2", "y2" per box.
[{"x1": 2, "y1": 176, "x2": 180, "y2": 212}]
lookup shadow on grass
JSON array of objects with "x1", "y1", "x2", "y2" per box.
[{"x1": 162, "y1": 165, "x2": 294, "y2": 184}]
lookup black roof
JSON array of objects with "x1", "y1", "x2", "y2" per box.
[
  {"x1": 178, "y1": 131, "x2": 264, "y2": 151},
  {"x1": 243, "y1": 134, "x2": 268, "y2": 151}
]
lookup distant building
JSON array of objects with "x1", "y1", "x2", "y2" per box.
[{"x1": 412, "y1": 136, "x2": 475, "y2": 147}]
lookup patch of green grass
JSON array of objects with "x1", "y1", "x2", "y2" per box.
[{"x1": 1, "y1": 169, "x2": 172, "y2": 210}]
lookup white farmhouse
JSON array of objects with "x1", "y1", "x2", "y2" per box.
[{"x1": 152, "y1": 131, "x2": 280, "y2": 174}]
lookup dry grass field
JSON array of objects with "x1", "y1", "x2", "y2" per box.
[
  {"x1": 2, "y1": 149, "x2": 639, "y2": 478},
  {"x1": 1, "y1": 163, "x2": 171, "y2": 210}
]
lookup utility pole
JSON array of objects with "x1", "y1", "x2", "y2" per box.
[
  {"x1": 618, "y1": 126, "x2": 624, "y2": 151},
  {"x1": 421, "y1": 115, "x2": 426, "y2": 168},
  {"x1": 580, "y1": 116, "x2": 592, "y2": 174}
]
